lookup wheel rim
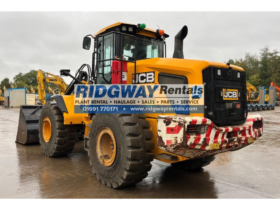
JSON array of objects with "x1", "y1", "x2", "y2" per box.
[
  {"x1": 97, "y1": 127, "x2": 117, "y2": 167},
  {"x1": 42, "y1": 117, "x2": 52, "y2": 143}
]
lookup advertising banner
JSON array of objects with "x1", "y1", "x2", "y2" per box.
[{"x1": 74, "y1": 84, "x2": 204, "y2": 114}]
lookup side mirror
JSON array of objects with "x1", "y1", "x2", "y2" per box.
[
  {"x1": 60, "y1": 69, "x2": 70, "y2": 76},
  {"x1": 83, "y1": 37, "x2": 91, "y2": 50}
]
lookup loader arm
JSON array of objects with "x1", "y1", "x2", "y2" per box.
[
  {"x1": 247, "y1": 82, "x2": 257, "y2": 93},
  {"x1": 37, "y1": 69, "x2": 68, "y2": 104}
]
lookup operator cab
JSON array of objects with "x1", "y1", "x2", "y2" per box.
[
  {"x1": 83, "y1": 22, "x2": 169, "y2": 84},
  {"x1": 250, "y1": 92, "x2": 259, "y2": 100}
]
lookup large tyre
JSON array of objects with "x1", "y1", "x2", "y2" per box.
[
  {"x1": 39, "y1": 102, "x2": 77, "y2": 157},
  {"x1": 171, "y1": 155, "x2": 215, "y2": 171},
  {"x1": 88, "y1": 114, "x2": 154, "y2": 188}
]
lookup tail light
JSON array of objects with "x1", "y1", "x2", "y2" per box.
[
  {"x1": 186, "y1": 125, "x2": 208, "y2": 135},
  {"x1": 253, "y1": 121, "x2": 263, "y2": 129}
]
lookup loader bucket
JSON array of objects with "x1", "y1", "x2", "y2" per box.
[{"x1": 16, "y1": 105, "x2": 42, "y2": 145}]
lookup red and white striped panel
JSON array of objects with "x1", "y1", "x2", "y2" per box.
[{"x1": 157, "y1": 114, "x2": 263, "y2": 158}]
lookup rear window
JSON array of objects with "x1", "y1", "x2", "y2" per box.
[{"x1": 158, "y1": 73, "x2": 187, "y2": 84}]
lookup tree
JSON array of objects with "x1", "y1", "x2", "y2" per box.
[
  {"x1": 0, "y1": 78, "x2": 10, "y2": 90},
  {"x1": 259, "y1": 46, "x2": 270, "y2": 87},
  {"x1": 227, "y1": 59, "x2": 235, "y2": 65},
  {"x1": 15, "y1": 80, "x2": 27, "y2": 88},
  {"x1": 13, "y1": 70, "x2": 38, "y2": 88},
  {"x1": 267, "y1": 50, "x2": 280, "y2": 86},
  {"x1": 234, "y1": 58, "x2": 248, "y2": 77},
  {"x1": 244, "y1": 53, "x2": 259, "y2": 79},
  {"x1": 248, "y1": 74, "x2": 261, "y2": 88},
  {"x1": 227, "y1": 46, "x2": 280, "y2": 89}
]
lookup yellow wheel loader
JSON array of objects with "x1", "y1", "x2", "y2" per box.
[{"x1": 17, "y1": 22, "x2": 263, "y2": 188}]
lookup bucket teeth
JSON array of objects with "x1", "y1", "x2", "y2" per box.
[{"x1": 16, "y1": 105, "x2": 42, "y2": 145}]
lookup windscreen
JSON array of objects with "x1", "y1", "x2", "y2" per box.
[{"x1": 123, "y1": 35, "x2": 164, "y2": 61}]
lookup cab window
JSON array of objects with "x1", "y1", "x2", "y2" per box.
[
  {"x1": 96, "y1": 34, "x2": 114, "y2": 84},
  {"x1": 123, "y1": 35, "x2": 164, "y2": 61},
  {"x1": 158, "y1": 73, "x2": 188, "y2": 84}
]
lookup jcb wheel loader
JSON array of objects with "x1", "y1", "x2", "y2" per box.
[{"x1": 17, "y1": 22, "x2": 264, "y2": 188}]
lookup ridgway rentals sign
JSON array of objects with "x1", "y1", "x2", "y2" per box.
[{"x1": 74, "y1": 84, "x2": 204, "y2": 114}]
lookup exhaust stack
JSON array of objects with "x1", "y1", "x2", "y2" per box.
[{"x1": 173, "y1": 25, "x2": 188, "y2": 59}]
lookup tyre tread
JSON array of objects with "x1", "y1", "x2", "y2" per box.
[{"x1": 39, "y1": 102, "x2": 77, "y2": 157}]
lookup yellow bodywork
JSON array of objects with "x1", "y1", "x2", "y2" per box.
[
  {"x1": 62, "y1": 58, "x2": 244, "y2": 163},
  {"x1": 94, "y1": 22, "x2": 164, "y2": 38},
  {"x1": 62, "y1": 95, "x2": 87, "y2": 125},
  {"x1": 59, "y1": 22, "x2": 246, "y2": 164},
  {"x1": 37, "y1": 69, "x2": 68, "y2": 104}
]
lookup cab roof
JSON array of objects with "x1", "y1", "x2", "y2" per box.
[{"x1": 94, "y1": 22, "x2": 169, "y2": 38}]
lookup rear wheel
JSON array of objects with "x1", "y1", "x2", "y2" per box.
[
  {"x1": 39, "y1": 102, "x2": 77, "y2": 157},
  {"x1": 88, "y1": 114, "x2": 154, "y2": 188},
  {"x1": 171, "y1": 155, "x2": 215, "y2": 171}
]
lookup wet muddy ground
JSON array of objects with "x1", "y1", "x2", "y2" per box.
[{"x1": 0, "y1": 106, "x2": 280, "y2": 198}]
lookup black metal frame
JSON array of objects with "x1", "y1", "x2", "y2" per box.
[{"x1": 94, "y1": 31, "x2": 137, "y2": 84}]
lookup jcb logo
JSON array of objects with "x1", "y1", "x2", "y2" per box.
[
  {"x1": 133, "y1": 72, "x2": 155, "y2": 84},
  {"x1": 223, "y1": 89, "x2": 238, "y2": 100}
]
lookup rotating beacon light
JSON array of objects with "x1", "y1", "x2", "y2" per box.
[
  {"x1": 156, "y1": 29, "x2": 165, "y2": 40},
  {"x1": 137, "y1": 23, "x2": 146, "y2": 30}
]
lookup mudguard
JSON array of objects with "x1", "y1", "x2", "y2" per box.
[{"x1": 51, "y1": 94, "x2": 68, "y2": 113}]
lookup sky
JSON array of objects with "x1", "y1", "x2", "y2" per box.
[{"x1": 1, "y1": 12, "x2": 280, "y2": 84}]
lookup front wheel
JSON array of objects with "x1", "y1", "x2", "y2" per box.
[
  {"x1": 88, "y1": 114, "x2": 154, "y2": 188},
  {"x1": 39, "y1": 102, "x2": 77, "y2": 157},
  {"x1": 171, "y1": 155, "x2": 215, "y2": 171}
]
